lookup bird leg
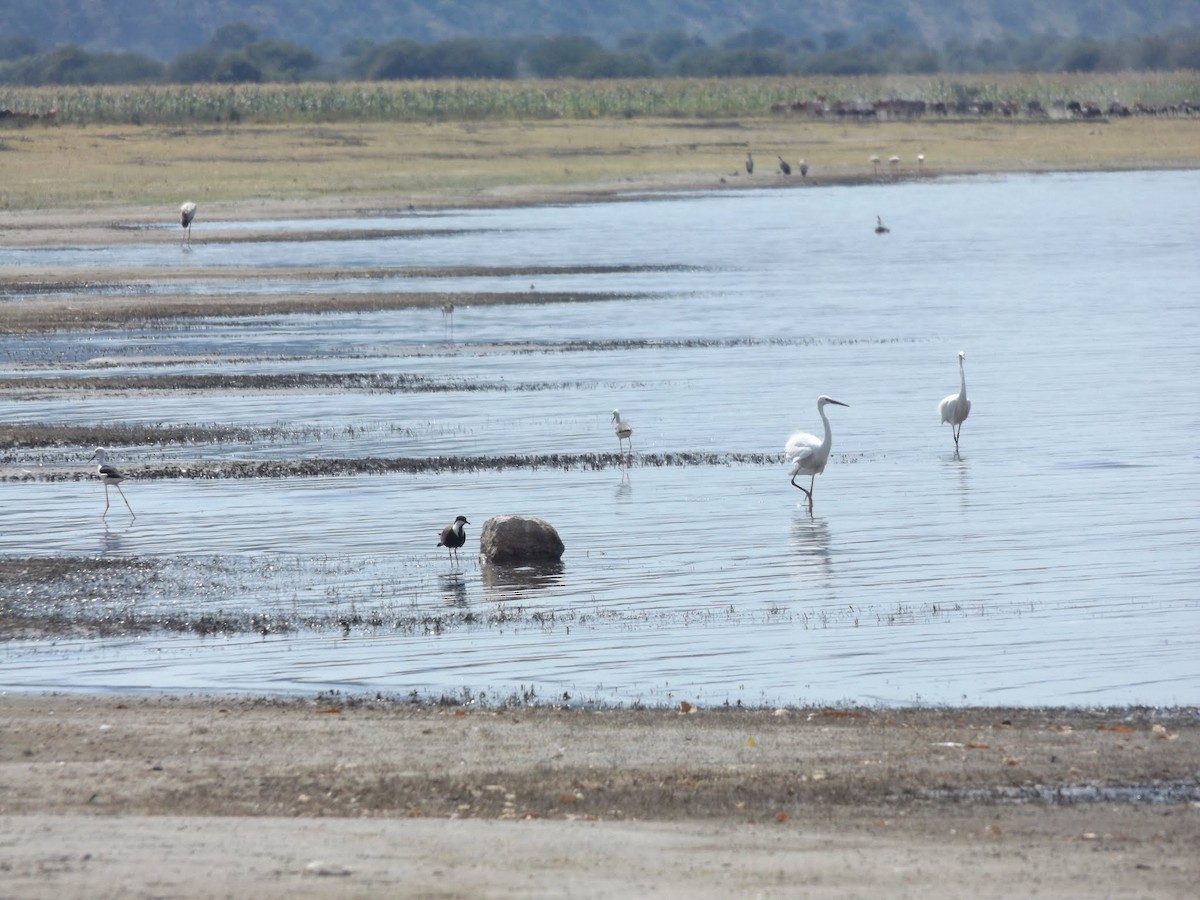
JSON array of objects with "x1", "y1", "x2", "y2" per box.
[
  {"x1": 102, "y1": 485, "x2": 111, "y2": 518},
  {"x1": 115, "y1": 484, "x2": 136, "y2": 519},
  {"x1": 789, "y1": 475, "x2": 814, "y2": 502}
]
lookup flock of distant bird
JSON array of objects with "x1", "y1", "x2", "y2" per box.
[
  {"x1": 745, "y1": 151, "x2": 924, "y2": 180},
  {"x1": 741, "y1": 152, "x2": 923, "y2": 237}
]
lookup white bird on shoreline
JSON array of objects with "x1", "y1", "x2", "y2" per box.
[
  {"x1": 90, "y1": 447, "x2": 135, "y2": 519},
  {"x1": 180, "y1": 201, "x2": 197, "y2": 246},
  {"x1": 611, "y1": 409, "x2": 633, "y2": 458},
  {"x1": 938, "y1": 351, "x2": 971, "y2": 453},
  {"x1": 786, "y1": 396, "x2": 849, "y2": 506}
]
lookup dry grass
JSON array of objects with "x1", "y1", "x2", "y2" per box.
[{"x1": 0, "y1": 115, "x2": 1197, "y2": 214}]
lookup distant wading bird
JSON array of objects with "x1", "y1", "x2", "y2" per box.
[
  {"x1": 745, "y1": 152, "x2": 754, "y2": 175},
  {"x1": 612, "y1": 409, "x2": 633, "y2": 457},
  {"x1": 786, "y1": 396, "x2": 849, "y2": 506},
  {"x1": 798, "y1": 159, "x2": 808, "y2": 177},
  {"x1": 938, "y1": 351, "x2": 971, "y2": 452},
  {"x1": 180, "y1": 201, "x2": 197, "y2": 246},
  {"x1": 778, "y1": 155, "x2": 791, "y2": 175},
  {"x1": 875, "y1": 216, "x2": 890, "y2": 234},
  {"x1": 90, "y1": 447, "x2": 135, "y2": 519},
  {"x1": 438, "y1": 515, "x2": 470, "y2": 565}
]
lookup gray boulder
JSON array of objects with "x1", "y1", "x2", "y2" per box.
[{"x1": 479, "y1": 515, "x2": 565, "y2": 564}]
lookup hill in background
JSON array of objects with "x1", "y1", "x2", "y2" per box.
[{"x1": 6, "y1": 0, "x2": 1200, "y2": 62}]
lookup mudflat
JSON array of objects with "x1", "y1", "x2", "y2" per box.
[
  {"x1": 2, "y1": 114, "x2": 1199, "y2": 897},
  {"x1": 0, "y1": 695, "x2": 1196, "y2": 898}
]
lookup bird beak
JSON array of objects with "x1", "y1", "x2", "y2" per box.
[{"x1": 830, "y1": 399, "x2": 849, "y2": 407}]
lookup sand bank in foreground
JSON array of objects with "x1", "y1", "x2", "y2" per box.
[{"x1": 1, "y1": 695, "x2": 1196, "y2": 898}]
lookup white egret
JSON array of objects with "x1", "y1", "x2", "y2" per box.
[
  {"x1": 180, "y1": 201, "x2": 197, "y2": 246},
  {"x1": 89, "y1": 447, "x2": 135, "y2": 519},
  {"x1": 870, "y1": 155, "x2": 881, "y2": 176},
  {"x1": 888, "y1": 154, "x2": 900, "y2": 176},
  {"x1": 938, "y1": 351, "x2": 971, "y2": 451},
  {"x1": 785, "y1": 396, "x2": 849, "y2": 505},
  {"x1": 438, "y1": 515, "x2": 469, "y2": 564},
  {"x1": 611, "y1": 409, "x2": 633, "y2": 456}
]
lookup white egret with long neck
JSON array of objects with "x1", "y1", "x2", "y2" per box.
[{"x1": 786, "y1": 396, "x2": 849, "y2": 505}]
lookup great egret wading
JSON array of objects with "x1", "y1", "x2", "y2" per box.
[
  {"x1": 786, "y1": 396, "x2": 849, "y2": 505},
  {"x1": 938, "y1": 351, "x2": 971, "y2": 451}
]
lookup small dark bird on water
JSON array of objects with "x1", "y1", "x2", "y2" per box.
[
  {"x1": 875, "y1": 215, "x2": 890, "y2": 234},
  {"x1": 180, "y1": 201, "x2": 197, "y2": 246},
  {"x1": 438, "y1": 515, "x2": 470, "y2": 564},
  {"x1": 777, "y1": 156, "x2": 791, "y2": 175},
  {"x1": 90, "y1": 447, "x2": 135, "y2": 519}
]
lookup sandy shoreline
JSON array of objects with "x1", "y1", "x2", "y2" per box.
[{"x1": 1, "y1": 695, "x2": 1197, "y2": 897}]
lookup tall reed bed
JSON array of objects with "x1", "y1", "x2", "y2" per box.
[{"x1": 1, "y1": 73, "x2": 1196, "y2": 125}]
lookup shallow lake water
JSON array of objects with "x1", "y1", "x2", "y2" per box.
[{"x1": 2, "y1": 170, "x2": 1198, "y2": 707}]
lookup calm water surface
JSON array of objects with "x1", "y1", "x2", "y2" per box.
[{"x1": 2, "y1": 171, "x2": 1198, "y2": 707}]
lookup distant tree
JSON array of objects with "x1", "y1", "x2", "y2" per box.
[
  {"x1": 430, "y1": 38, "x2": 517, "y2": 78},
  {"x1": 1062, "y1": 38, "x2": 1106, "y2": 71},
  {"x1": 674, "y1": 47, "x2": 788, "y2": 77},
  {"x1": 87, "y1": 52, "x2": 164, "y2": 83},
  {"x1": 1135, "y1": 35, "x2": 1172, "y2": 70},
  {"x1": 39, "y1": 46, "x2": 92, "y2": 83},
  {"x1": 365, "y1": 39, "x2": 428, "y2": 79},
  {"x1": 339, "y1": 39, "x2": 377, "y2": 78},
  {"x1": 0, "y1": 35, "x2": 41, "y2": 61},
  {"x1": 243, "y1": 40, "x2": 322, "y2": 82},
  {"x1": 528, "y1": 35, "x2": 604, "y2": 77},
  {"x1": 804, "y1": 46, "x2": 886, "y2": 75},
  {"x1": 722, "y1": 27, "x2": 788, "y2": 51},
  {"x1": 572, "y1": 49, "x2": 655, "y2": 78},
  {"x1": 209, "y1": 23, "x2": 259, "y2": 54},
  {"x1": 166, "y1": 47, "x2": 221, "y2": 83},
  {"x1": 212, "y1": 52, "x2": 263, "y2": 83},
  {"x1": 1170, "y1": 33, "x2": 1200, "y2": 69},
  {"x1": 648, "y1": 29, "x2": 706, "y2": 63}
]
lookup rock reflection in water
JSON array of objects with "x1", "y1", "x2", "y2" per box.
[{"x1": 480, "y1": 561, "x2": 566, "y2": 602}]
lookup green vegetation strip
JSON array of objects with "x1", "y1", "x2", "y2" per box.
[{"x1": 3, "y1": 74, "x2": 1199, "y2": 125}]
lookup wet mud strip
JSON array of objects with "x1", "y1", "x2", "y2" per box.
[
  {"x1": 0, "y1": 290, "x2": 643, "y2": 333},
  {"x1": 0, "y1": 451, "x2": 786, "y2": 480},
  {"x1": 0, "y1": 554, "x2": 731, "y2": 641}
]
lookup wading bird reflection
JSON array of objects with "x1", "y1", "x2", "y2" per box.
[{"x1": 786, "y1": 396, "x2": 849, "y2": 506}]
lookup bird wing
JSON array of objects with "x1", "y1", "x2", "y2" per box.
[{"x1": 785, "y1": 432, "x2": 819, "y2": 460}]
